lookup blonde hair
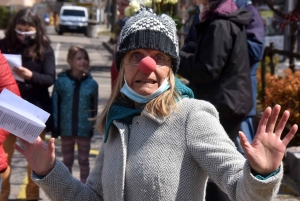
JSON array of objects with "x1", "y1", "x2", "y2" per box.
[
  {"x1": 67, "y1": 46, "x2": 90, "y2": 68},
  {"x1": 96, "y1": 62, "x2": 181, "y2": 134}
]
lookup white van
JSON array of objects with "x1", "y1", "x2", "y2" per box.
[{"x1": 56, "y1": 6, "x2": 89, "y2": 36}]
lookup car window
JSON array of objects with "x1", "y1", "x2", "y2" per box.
[{"x1": 62, "y1": 9, "x2": 85, "y2": 17}]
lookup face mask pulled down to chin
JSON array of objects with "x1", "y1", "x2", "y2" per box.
[{"x1": 15, "y1": 29, "x2": 36, "y2": 45}]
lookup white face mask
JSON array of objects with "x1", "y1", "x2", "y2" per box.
[
  {"x1": 120, "y1": 77, "x2": 170, "y2": 104},
  {"x1": 15, "y1": 29, "x2": 36, "y2": 44}
]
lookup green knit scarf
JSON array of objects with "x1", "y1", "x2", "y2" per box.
[{"x1": 104, "y1": 78, "x2": 194, "y2": 142}]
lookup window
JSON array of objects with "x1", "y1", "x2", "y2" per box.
[{"x1": 62, "y1": 10, "x2": 85, "y2": 17}]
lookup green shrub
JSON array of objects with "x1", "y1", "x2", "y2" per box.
[
  {"x1": 0, "y1": 6, "x2": 12, "y2": 29},
  {"x1": 258, "y1": 69, "x2": 300, "y2": 146}
]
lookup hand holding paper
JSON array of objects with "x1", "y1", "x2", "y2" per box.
[
  {"x1": 0, "y1": 88, "x2": 50, "y2": 143},
  {"x1": 13, "y1": 66, "x2": 33, "y2": 80},
  {"x1": 2, "y1": 54, "x2": 24, "y2": 82}
]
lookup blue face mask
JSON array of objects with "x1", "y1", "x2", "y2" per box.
[{"x1": 120, "y1": 77, "x2": 170, "y2": 104}]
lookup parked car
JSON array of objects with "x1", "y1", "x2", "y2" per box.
[{"x1": 56, "y1": 6, "x2": 88, "y2": 36}]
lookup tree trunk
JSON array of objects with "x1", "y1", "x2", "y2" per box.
[{"x1": 289, "y1": 22, "x2": 298, "y2": 72}]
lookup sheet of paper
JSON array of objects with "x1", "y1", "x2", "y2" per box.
[
  {"x1": 2, "y1": 54, "x2": 24, "y2": 82},
  {"x1": 0, "y1": 102, "x2": 45, "y2": 143},
  {"x1": 0, "y1": 89, "x2": 50, "y2": 143},
  {"x1": 0, "y1": 88, "x2": 50, "y2": 123},
  {"x1": 0, "y1": 99, "x2": 44, "y2": 125}
]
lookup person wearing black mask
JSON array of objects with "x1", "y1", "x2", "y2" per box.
[{"x1": 0, "y1": 8, "x2": 55, "y2": 201}]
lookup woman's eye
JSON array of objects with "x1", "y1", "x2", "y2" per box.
[
  {"x1": 155, "y1": 54, "x2": 164, "y2": 61},
  {"x1": 132, "y1": 52, "x2": 141, "y2": 61}
]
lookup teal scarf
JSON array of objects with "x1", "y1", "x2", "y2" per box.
[{"x1": 104, "y1": 78, "x2": 194, "y2": 142}]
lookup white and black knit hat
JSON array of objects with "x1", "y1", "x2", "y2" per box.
[{"x1": 115, "y1": 7, "x2": 179, "y2": 73}]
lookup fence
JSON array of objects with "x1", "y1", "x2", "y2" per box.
[{"x1": 261, "y1": 42, "x2": 300, "y2": 103}]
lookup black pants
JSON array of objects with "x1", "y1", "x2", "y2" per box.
[{"x1": 205, "y1": 118, "x2": 243, "y2": 201}]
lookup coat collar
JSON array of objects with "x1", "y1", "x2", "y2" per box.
[{"x1": 104, "y1": 78, "x2": 194, "y2": 143}]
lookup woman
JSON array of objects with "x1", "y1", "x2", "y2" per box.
[
  {"x1": 14, "y1": 8, "x2": 297, "y2": 201},
  {"x1": 0, "y1": 8, "x2": 56, "y2": 201}
]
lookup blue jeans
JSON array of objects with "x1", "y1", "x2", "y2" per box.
[{"x1": 236, "y1": 116, "x2": 255, "y2": 156}]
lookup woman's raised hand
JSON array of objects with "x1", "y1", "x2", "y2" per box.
[
  {"x1": 14, "y1": 137, "x2": 56, "y2": 176},
  {"x1": 240, "y1": 104, "x2": 298, "y2": 175}
]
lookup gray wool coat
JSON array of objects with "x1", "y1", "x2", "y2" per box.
[{"x1": 33, "y1": 98, "x2": 283, "y2": 201}]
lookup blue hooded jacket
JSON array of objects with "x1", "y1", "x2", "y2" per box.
[
  {"x1": 235, "y1": 0, "x2": 265, "y2": 116},
  {"x1": 52, "y1": 71, "x2": 99, "y2": 138}
]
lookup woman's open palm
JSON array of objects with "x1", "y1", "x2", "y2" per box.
[
  {"x1": 14, "y1": 137, "x2": 56, "y2": 176},
  {"x1": 240, "y1": 104, "x2": 298, "y2": 175}
]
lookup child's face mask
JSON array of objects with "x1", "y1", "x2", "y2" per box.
[{"x1": 15, "y1": 29, "x2": 36, "y2": 45}]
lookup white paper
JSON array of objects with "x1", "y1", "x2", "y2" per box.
[
  {"x1": 0, "y1": 89, "x2": 50, "y2": 143},
  {"x1": 0, "y1": 89, "x2": 50, "y2": 123},
  {"x1": 2, "y1": 54, "x2": 24, "y2": 82}
]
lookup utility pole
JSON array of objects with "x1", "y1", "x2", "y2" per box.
[
  {"x1": 106, "y1": 0, "x2": 111, "y2": 29},
  {"x1": 98, "y1": 0, "x2": 102, "y2": 24},
  {"x1": 284, "y1": 0, "x2": 299, "y2": 71},
  {"x1": 110, "y1": 0, "x2": 117, "y2": 33},
  {"x1": 10, "y1": 0, "x2": 14, "y2": 18},
  {"x1": 283, "y1": 0, "x2": 297, "y2": 52}
]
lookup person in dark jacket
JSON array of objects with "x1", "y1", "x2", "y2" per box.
[
  {"x1": 0, "y1": 8, "x2": 56, "y2": 201},
  {"x1": 181, "y1": 6, "x2": 200, "y2": 54},
  {"x1": 110, "y1": 0, "x2": 130, "y2": 90},
  {"x1": 52, "y1": 46, "x2": 98, "y2": 184},
  {"x1": 234, "y1": 0, "x2": 265, "y2": 155},
  {"x1": 183, "y1": 6, "x2": 200, "y2": 46},
  {"x1": 178, "y1": 0, "x2": 252, "y2": 145},
  {"x1": 177, "y1": 0, "x2": 252, "y2": 200},
  {"x1": 0, "y1": 53, "x2": 20, "y2": 194}
]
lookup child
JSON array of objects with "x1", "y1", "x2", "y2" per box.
[{"x1": 52, "y1": 46, "x2": 98, "y2": 183}]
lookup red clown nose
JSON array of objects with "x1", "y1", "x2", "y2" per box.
[{"x1": 138, "y1": 56, "x2": 157, "y2": 74}]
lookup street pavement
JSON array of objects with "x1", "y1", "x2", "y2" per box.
[{"x1": 2, "y1": 26, "x2": 300, "y2": 200}]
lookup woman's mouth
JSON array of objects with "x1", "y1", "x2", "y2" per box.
[{"x1": 136, "y1": 80, "x2": 156, "y2": 84}]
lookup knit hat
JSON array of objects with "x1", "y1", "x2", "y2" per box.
[{"x1": 115, "y1": 7, "x2": 179, "y2": 73}]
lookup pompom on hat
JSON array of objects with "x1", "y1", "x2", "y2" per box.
[{"x1": 115, "y1": 7, "x2": 180, "y2": 73}]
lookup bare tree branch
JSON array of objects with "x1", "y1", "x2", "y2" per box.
[{"x1": 263, "y1": 0, "x2": 285, "y2": 18}]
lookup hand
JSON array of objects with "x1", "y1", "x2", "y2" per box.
[
  {"x1": 13, "y1": 66, "x2": 33, "y2": 80},
  {"x1": 14, "y1": 137, "x2": 56, "y2": 176},
  {"x1": 240, "y1": 104, "x2": 298, "y2": 175}
]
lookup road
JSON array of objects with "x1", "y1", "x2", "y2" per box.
[{"x1": 7, "y1": 26, "x2": 112, "y2": 201}]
